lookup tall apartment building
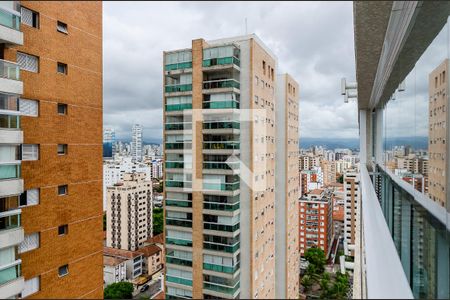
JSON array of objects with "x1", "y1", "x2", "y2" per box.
[
  {"x1": 106, "y1": 172, "x2": 153, "y2": 251},
  {"x1": 299, "y1": 154, "x2": 321, "y2": 171},
  {"x1": 299, "y1": 189, "x2": 333, "y2": 256},
  {"x1": 131, "y1": 124, "x2": 143, "y2": 162},
  {"x1": 428, "y1": 59, "x2": 448, "y2": 207},
  {"x1": 163, "y1": 34, "x2": 299, "y2": 299},
  {"x1": 0, "y1": 1, "x2": 103, "y2": 298},
  {"x1": 321, "y1": 160, "x2": 336, "y2": 186},
  {"x1": 103, "y1": 127, "x2": 116, "y2": 158},
  {"x1": 343, "y1": 169, "x2": 360, "y2": 255}
]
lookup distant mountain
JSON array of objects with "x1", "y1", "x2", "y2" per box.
[{"x1": 383, "y1": 136, "x2": 428, "y2": 150}]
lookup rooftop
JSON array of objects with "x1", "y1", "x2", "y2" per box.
[{"x1": 103, "y1": 247, "x2": 142, "y2": 259}]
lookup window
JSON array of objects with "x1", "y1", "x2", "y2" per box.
[
  {"x1": 58, "y1": 185, "x2": 68, "y2": 195},
  {"x1": 18, "y1": 232, "x2": 39, "y2": 253},
  {"x1": 57, "y1": 144, "x2": 67, "y2": 155},
  {"x1": 19, "y1": 189, "x2": 39, "y2": 206},
  {"x1": 58, "y1": 225, "x2": 68, "y2": 236},
  {"x1": 19, "y1": 99, "x2": 39, "y2": 117},
  {"x1": 17, "y1": 52, "x2": 39, "y2": 73},
  {"x1": 57, "y1": 21, "x2": 68, "y2": 34},
  {"x1": 57, "y1": 103, "x2": 68, "y2": 115},
  {"x1": 58, "y1": 264, "x2": 69, "y2": 277},
  {"x1": 57, "y1": 62, "x2": 68, "y2": 75},
  {"x1": 21, "y1": 276, "x2": 40, "y2": 298},
  {"x1": 262, "y1": 60, "x2": 266, "y2": 75},
  {"x1": 21, "y1": 7, "x2": 39, "y2": 28},
  {"x1": 22, "y1": 144, "x2": 39, "y2": 161}
]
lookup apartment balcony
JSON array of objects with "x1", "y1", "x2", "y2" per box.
[
  {"x1": 166, "y1": 275, "x2": 192, "y2": 287},
  {"x1": 0, "y1": 60, "x2": 22, "y2": 95},
  {"x1": 165, "y1": 180, "x2": 192, "y2": 189},
  {"x1": 165, "y1": 161, "x2": 186, "y2": 169},
  {"x1": 165, "y1": 103, "x2": 192, "y2": 112},
  {"x1": 165, "y1": 199, "x2": 192, "y2": 208},
  {"x1": 164, "y1": 83, "x2": 192, "y2": 97},
  {"x1": 0, "y1": 3, "x2": 23, "y2": 46},
  {"x1": 203, "y1": 201, "x2": 240, "y2": 212},
  {"x1": 203, "y1": 141, "x2": 240, "y2": 156},
  {"x1": 203, "y1": 241, "x2": 240, "y2": 254},
  {"x1": 165, "y1": 142, "x2": 192, "y2": 153},
  {"x1": 203, "y1": 182, "x2": 240, "y2": 192},
  {"x1": 203, "y1": 161, "x2": 240, "y2": 176},
  {"x1": 202, "y1": 56, "x2": 240, "y2": 73},
  {"x1": 166, "y1": 256, "x2": 193, "y2": 267},
  {"x1": 203, "y1": 281, "x2": 240, "y2": 297},
  {"x1": 0, "y1": 163, "x2": 22, "y2": 197},
  {"x1": 203, "y1": 100, "x2": 240, "y2": 110},
  {"x1": 166, "y1": 218, "x2": 192, "y2": 228},
  {"x1": 202, "y1": 79, "x2": 240, "y2": 94},
  {"x1": 165, "y1": 122, "x2": 192, "y2": 133},
  {"x1": 164, "y1": 61, "x2": 193, "y2": 76},
  {"x1": 0, "y1": 260, "x2": 24, "y2": 299},
  {"x1": 203, "y1": 262, "x2": 240, "y2": 274},
  {"x1": 0, "y1": 209, "x2": 23, "y2": 249},
  {"x1": 203, "y1": 222, "x2": 240, "y2": 233},
  {"x1": 203, "y1": 121, "x2": 240, "y2": 135}
]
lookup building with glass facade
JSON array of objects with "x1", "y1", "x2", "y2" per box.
[{"x1": 163, "y1": 34, "x2": 300, "y2": 299}]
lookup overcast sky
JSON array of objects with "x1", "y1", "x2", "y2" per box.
[{"x1": 103, "y1": 1, "x2": 359, "y2": 142}]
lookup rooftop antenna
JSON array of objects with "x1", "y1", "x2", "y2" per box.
[{"x1": 245, "y1": 17, "x2": 248, "y2": 35}]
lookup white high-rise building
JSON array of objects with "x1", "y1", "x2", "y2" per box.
[
  {"x1": 343, "y1": 168, "x2": 360, "y2": 256},
  {"x1": 106, "y1": 172, "x2": 153, "y2": 251},
  {"x1": 131, "y1": 124, "x2": 143, "y2": 162}
]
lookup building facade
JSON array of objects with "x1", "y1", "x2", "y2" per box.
[
  {"x1": 299, "y1": 189, "x2": 333, "y2": 256},
  {"x1": 163, "y1": 34, "x2": 299, "y2": 299},
  {"x1": 106, "y1": 172, "x2": 153, "y2": 251},
  {"x1": 131, "y1": 124, "x2": 143, "y2": 162},
  {"x1": 0, "y1": 1, "x2": 103, "y2": 298},
  {"x1": 343, "y1": 169, "x2": 360, "y2": 256},
  {"x1": 321, "y1": 160, "x2": 337, "y2": 186}
]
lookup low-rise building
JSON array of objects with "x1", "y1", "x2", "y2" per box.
[
  {"x1": 104, "y1": 256, "x2": 127, "y2": 286},
  {"x1": 104, "y1": 247, "x2": 144, "y2": 282},
  {"x1": 136, "y1": 244, "x2": 164, "y2": 278}
]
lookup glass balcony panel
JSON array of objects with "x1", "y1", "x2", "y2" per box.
[
  {"x1": 0, "y1": 164, "x2": 20, "y2": 179},
  {"x1": 0, "y1": 60, "x2": 20, "y2": 81},
  {"x1": 165, "y1": 123, "x2": 192, "y2": 130},
  {"x1": 0, "y1": 114, "x2": 20, "y2": 129},
  {"x1": 0, "y1": 94, "x2": 19, "y2": 112},
  {"x1": 203, "y1": 242, "x2": 240, "y2": 253},
  {"x1": 0, "y1": 196, "x2": 19, "y2": 213},
  {"x1": 166, "y1": 256, "x2": 193, "y2": 267},
  {"x1": 203, "y1": 182, "x2": 240, "y2": 191},
  {"x1": 203, "y1": 57, "x2": 240, "y2": 67},
  {"x1": 204, "y1": 222, "x2": 240, "y2": 232},
  {"x1": 165, "y1": 61, "x2": 193, "y2": 71},
  {"x1": 203, "y1": 162, "x2": 239, "y2": 170},
  {"x1": 0, "y1": 7, "x2": 20, "y2": 31},
  {"x1": 165, "y1": 142, "x2": 192, "y2": 150},
  {"x1": 203, "y1": 202, "x2": 240, "y2": 211},
  {"x1": 203, "y1": 262, "x2": 240, "y2": 274},
  {"x1": 165, "y1": 84, "x2": 192, "y2": 93},
  {"x1": 166, "y1": 275, "x2": 192, "y2": 286},
  {"x1": 0, "y1": 263, "x2": 20, "y2": 286},
  {"x1": 165, "y1": 181, "x2": 192, "y2": 189},
  {"x1": 0, "y1": 212, "x2": 20, "y2": 231},
  {"x1": 165, "y1": 238, "x2": 192, "y2": 247},
  {"x1": 202, "y1": 101, "x2": 240, "y2": 109},
  {"x1": 203, "y1": 281, "x2": 240, "y2": 295},
  {"x1": 166, "y1": 218, "x2": 192, "y2": 228},
  {"x1": 165, "y1": 161, "x2": 185, "y2": 169},
  {"x1": 203, "y1": 79, "x2": 240, "y2": 90},
  {"x1": 166, "y1": 199, "x2": 192, "y2": 208},
  {"x1": 203, "y1": 122, "x2": 240, "y2": 130},
  {"x1": 203, "y1": 142, "x2": 239, "y2": 150},
  {"x1": 165, "y1": 103, "x2": 192, "y2": 111}
]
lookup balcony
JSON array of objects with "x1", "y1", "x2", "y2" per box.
[
  {"x1": 165, "y1": 83, "x2": 192, "y2": 94},
  {"x1": 203, "y1": 182, "x2": 240, "y2": 192},
  {"x1": 165, "y1": 180, "x2": 192, "y2": 189},
  {"x1": 0, "y1": 209, "x2": 23, "y2": 248},
  {"x1": 203, "y1": 141, "x2": 239, "y2": 151},
  {"x1": 203, "y1": 100, "x2": 240, "y2": 109},
  {"x1": 0, "y1": 4, "x2": 23, "y2": 46},
  {"x1": 203, "y1": 241, "x2": 240, "y2": 253},
  {"x1": 204, "y1": 222, "x2": 240, "y2": 232},
  {"x1": 166, "y1": 199, "x2": 192, "y2": 208},
  {"x1": 203, "y1": 262, "x2": 240, "y2": 274},
  {"x1": 203, "y1": 281, "x2": 240, "y2": 295},
  {"x1": 0, "y1": 60, "x2": 22, "y2": 95},
  {"x1": 203, "y1": 202, "x2": 239, "y2": 212},
  {"x1": 203, "y1": 161, "x2": 239, "y2": 171},
  {"x1": 165, "y1": 103, "x2": 192, "y2": 112},
  {"x1": 203, "y1": 57, "x2": 240, "y2": 68},
  {"x1": 165, "y1": 122, "x2": 192, "y2": 131},
  {"x1": 166, "y1": 275, "x2": 192, "y2": 287},
  {"x1": 166, "y1": 218, "x2": 192, "y2": 228},
  {"x1": 165, "y1": 61, "x2": 192, "y2": 71},
  {"x1": 166, "y1": 256, "x2": 193, "y2": 267},
  {"x1": 165, "y1": 142, "x2": 192, "y2": 150},
  {"x1": 0, "y1": 164, "x2": 20, "y2": 180},
  {"x1": 203, "y1": 79, "x2": 240, "y2": 92},
  {"x1": 0, "y1": 260, "x2": 24, "y2": 299},
  {"x1": 165, "y1": 161, "x2": 185, "y2": 169},
  {"x1": 203, "y1": 121, "x2": 240, "y2": 135}
]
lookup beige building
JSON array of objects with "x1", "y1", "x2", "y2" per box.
[
  {"x1": 106, "y1": 172, "x2": 153, "y2": 251},
  {"x1": 163, "y1": 34, "x2": 299, "y2": 299},
  {"x1": 321, "y1": 160, "x2": 337, "y2": 186},
  {"x1": 395, "y1": 155, "x2": 428, "y2": 176},
  {"x1": 299, "y1": 154, "x2": 322, "y2": 171},
  {"x1": 343, "y1": 169, "x2": 360, "y2": 256},
  {"x1": 428, "y1": 59, "x2": 447, "y2": 207}
]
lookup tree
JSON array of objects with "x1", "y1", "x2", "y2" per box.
[
  {"x1": 153, "y1": 181, "x2": 163, "y2": 194},
  {"x1": 301, "y1": 274, "x2": 313, "y2": 293},
  {"x1": 337, "y1": 174, "x2": 344, "y2": 184},
  {"x1": 304, "y1": 247, "x2": 327, "y2": 274},
  {"x1": 104, "y1": 282, "x2": 134, "y2": 299},
  {"x1": 153, "y1": 207, "x2": 164, "y2": 235}
]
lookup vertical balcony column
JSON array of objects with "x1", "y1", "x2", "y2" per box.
[{"x1": 359, "y1": 109, "x2": 368, "y2": 167}]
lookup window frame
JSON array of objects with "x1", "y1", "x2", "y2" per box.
[
  {"x1": 58, "y1": 185, "x2": 68, "y2": 196},
  {"x1": 21, "y1": 6, "x2": 39, "y2": 29},
  {"x1": 56, "y1": 21, "x2": 68, "y2": 34},
  {"x1": 58, "y1": 224, "x2": 68, "y2": 236},
  {"x1": 57, "y1": 144, "x2": 68, "y2": 156},
  {"x1": 57, "y1": 103, "x2": 68, "y2": 115},
  {"x1": 58, "y1": 264, "x2": 69, "y2": 277},
  {"x1": 57, "y1": 62, "x2": 68, "y2": 75}
]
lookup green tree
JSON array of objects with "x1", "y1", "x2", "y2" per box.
[
  {"x1": 337, "y1": 174, "x2": 344, "y2": 184},
  {"x1": 104, "y1": 282, "x2": 134, "y2": 299},
  {"x1": 153, "y1": 207, "x2": 164, "y2": 235},
  {"x1": 304, "y1": 247, "x2": 327, "y2": 274},
  {"x1": 301, "y1": 274, "x2": 313, "y2": 293},
  {"x1": 329, "y1": 272, "x2": 350, "y2": 299},
  {"x1": 153, "y1": 181, "x2": 163, "y2": 193}
]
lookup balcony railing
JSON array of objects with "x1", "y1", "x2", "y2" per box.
[
  {"x1": 203, "y1": 281, "x2": 240, "y2": 295},
  {"x1": 165, "y1": 161, "x2": 185, "y2": 169},
  {"x1": 204, "y1": 222, "x2": 240, "y2": 232},
  {"x1": 0, "y1": 114, "x2": 19, "y2": 129},
  {"x1": 166, "y1": 199, "x2": 192, "y2": 208},
  {"x1": 203, "y1": 262, "x2": 240, "y2": 274},
  {"x1": 165, "y1": 103, "x2": 192, "y2": 112},
  {"x1": 166, "y1": 275, "x2": 192, "y2": 287},
  {"x1": 165, "y1": 237, "x2": 192, "y2": 247},
  {"x1": 165, "y1": 142, "x2": 192, "y2": 150},
  {"x1": 203, "y1": 241, "x2": 240, "y2": 253},
  {"x1": 203, "y1": 182, "x2": 240, "y2": 191},
  {"x1": 203, "y1": 202, "x2": 240, "y2": 211},
  {"x1": 203, "y1": 100, "x2": 240, "y2": 109},
  {"x1": 165, "y1": 180, "x2": 192, "y2": 189},
  {"x1": 203, "y1": 141, "x2": 240, "y2": 150},
  {"x1": 0, "y1": 7, "x2": 20, "y2": 31},
  {"x1": 203, "y1": 161, "x2": 240, "y2": 170},
  {"x1": 166, "y1": 218, "x2": 192, "y2": 228},
  {"x1": 0, "y1": 260, "x2": 21, "y2": 286},
  {"x1": 166, "y1": 256, "x2": 193, "y2": 267},
  {"x1": 0, "y1": 94, "x2": 19, "y2": 112},
  {"x1": 165, "y1": 61, "x2": 192, "y2": 71},
  {"x1": 165, "y1": 122, "x2": 192, "y2": 131},
  {"x1": 0, "y1": 209, "x2": 21, "y2": 231},
  {"x1": 203, "y1": 56, "x2": 240, "y2": 68},
  {"x1": 0, "y1": 164, "x2": 20, "y2": 180},
  {"x1": 203, "y1": 79, "x2": 240, "y2": 90},
  {"x1": 165, "y1": 84, "x2": 192, "y2": 93},
  {"x1": 203, "y1": 121, "x2": 240, "y2": 130},
  {"x1": 0, "y1": 60, "x2": 20, "y2": 81}
]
